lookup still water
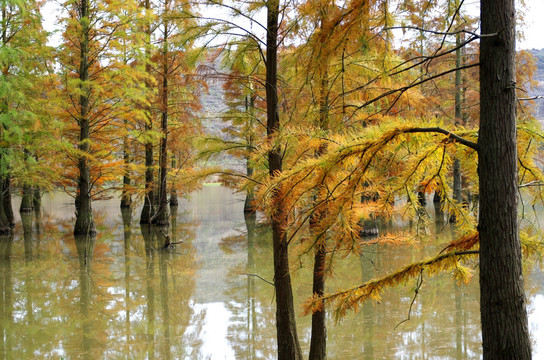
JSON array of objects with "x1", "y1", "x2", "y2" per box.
[{"x1": 1, "y1": 185, "x2": 543, "y2": 359}]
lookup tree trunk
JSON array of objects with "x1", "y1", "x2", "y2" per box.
[
  {"x1": 121, "y1": 127, "x2": 132, "y2": 208},
  {"x1": 0, "y1": 174, "x2": 10, "y2": 234},
  {"x1": 153, "y1": 10, "x2": 169, "y2": 226},
  {"x1": 20, "y1": 186, "x2": 34, "y2": 213},
  {"x1": 417, "y1": 191, "x2": 426, "y2": 206},
  {"x1": 451, "y1": 26, "x2": 463, "y2": 223},
  {"x1": 243, "y1": 160, "x2": 255, "y2": 213},
  {"x1": 169, "y1": 191, "x2": 178, "y2": 207},
  {"x1": 266, "y1": 2, "x2": 302, "y2": 359},
  {"x1": 140, "y1": 141, "x2": 154, "y2": 224},
  {"x1": 2, "y1": 177, "x2": 13, "y2": 227},
  {"x1": 20, "y1": 150, "x2": 34, "y2": 213},
  {"x1": 140, "y1": 0, "x2": 154, "y2": 225},
  {"x1": 309, "y1": 43, "x2": 329, "y2": 360},
  {"x1": 33, "y1": 186, "x2": 41, "y2": 209},
  {"x1": 478, "y1": 0, "x2": 531, "y2": 358},
  {"x1": 243, "y1": 93, "x2": 256, "y2": 214},
  {"x1": 309, "y1": 240, "x2": 327, "y2": 360},
  {"x1": 74, "y1": 0, "x2": 96, "y2": 236},
  {"x1": 169, "y1": 156, "x2": 178, "y2": 207}
]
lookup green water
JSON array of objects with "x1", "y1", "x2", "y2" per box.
[{"x1": 0, "y1": 186, "x2": 542, "y2": 359}]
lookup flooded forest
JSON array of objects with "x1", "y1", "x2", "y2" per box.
[{"x1": 2, "y1": 0, "x2": 544, "y2": 358}]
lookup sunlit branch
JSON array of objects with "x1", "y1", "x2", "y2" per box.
[
  {"x1": 518, "y1": 95, "x2": 544, "y2": 101},
  {"x1": 518, "y1": 181, "x2": 544, "y2": 188},
  {"x1": 384, "y1": 26, "x2": 486, "y2": 39},
  {"x1": 315, "y1": 249, "x2": 479, "y2": 308}
]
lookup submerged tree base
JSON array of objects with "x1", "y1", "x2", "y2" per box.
[
  {"x1": 74, "y1": 215, "x2": 97, "y2": 236},
  {"x1": 20, "y1": 186, "x2": 34, "y2": 213},
  {"x1": 120, "y1": 196, "x2": 132, "y2": 209}
]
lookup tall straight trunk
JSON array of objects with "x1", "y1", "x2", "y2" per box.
[
  {"x1": 0, "y1": 9, "x2": 11, "y2": 232},
  {"x1": 20, "y1": 151, "x2": 34, "y2": 213},
  {"x1": 154, "y1": 14, "x2": 169, "y2": 226},
  {"x1": 478, "y1": 0, "x2": 531, "y2": 358},
  {"x1": 21, "y1": 212, "x2": 33, "y2": 261},
  {"x1": 121, "y1": 124, "x2": 132, "y2": 208},
  {"x1": 244, "y1": 94, "x2": 256, "y2": 213},
  {"x1": 266, "y1": 2, "x2": 302, "y2": 359},
  {"x1": 2, "y1": 177, "x2": 12, "y2": 227},
  {"x1": 33, "y1": 158, "x2": 41, "y2": 210},
  {"x1": 169, "y1": 156, "x2": 178, "y2": 207},
  {"x1": 309, "y1": 52, "x2": 329, "y2": 360},
  {"x1": 243, "y1": 158, "x2": 255, "y2": 213},
  {"x1": 451, "y1": 22, "x2": 463, "y2": 222},
  {"x1": 74, "y1": 0, "x2": 96, "y2": 235},
  {"x1": 140, "y1": 0, "x2": 154, "y2": 224}
]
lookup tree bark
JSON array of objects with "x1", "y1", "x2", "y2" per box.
[
  {"x1": 2, "y1": 177, "x2": 13, "y2": 227},
  {"x1": 153, "y1": 5, "x2": 169, "y2": 226},
  {"x1": 478, "y1": 0, "x2": 531, "y2": 358},
  {"x1": 266, "y1": 2, "x2": 302, "y2": 359},
  {"x1": 140, "y1": 0, "x2": 154, "y2": 225},
  {"x1": 243, "y1": 94, "x2": 256, "y2": 214},
  {"x1": 309, "y1": 42, "x2": 329, "y2": 360},
  {"x1": 0, "y1": 174, "x2": 10, "y2": 234},
  {"x1": 121, "y1": 125, "x2": 132, "y2": 208},
  {"x1": 20, "y1": 185, "x2": 34, "y2": 213},
  {"x1": 169, "y1": 156, "x2": 178, "y2": 207},
  {"x1": 243, "y1": 159, "x2": 255, "y2": 213},
  {"x1": 451, "y1": 25, "x2": 463, "y2": 222},
  {"x1": 73, "y1": 0, "x2": 96, "y2": 236},
  {"x1": 20, "y1": 150, "x2": 34, "y2": 213},
  {"x1": 309, "y1": 240, "x2": 327, "y2": 360},
  {"x1": 33, "y1": 185, "x2": 41, "y2": 210}
]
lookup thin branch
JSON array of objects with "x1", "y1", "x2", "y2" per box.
[
  {"x1": 345, "y1": 63, "x2": 480, "y2": 116},
  {"x1": 243, "y1": 273, "x2": 274, "y2": 286},
  {"x1": 384, "y1": 26, "x2": 493, "y2": 39},
  {"x1": 519, "y1": 181, "x2": 544, "y2": 188},
  {"x1": 394, "y1": 268, "x2": 424, "y2": 330},
  {"x1": 518, "y1": 95, "x2": 544, "y2": 101}
]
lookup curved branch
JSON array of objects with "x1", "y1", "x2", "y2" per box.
[{"x1": 403, "y1": 127, "x2": 479, "y2": 151}]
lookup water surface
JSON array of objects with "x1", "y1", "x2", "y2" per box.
[{"x1": 1, "y1": 186, "x2": 543, "y2": 359}]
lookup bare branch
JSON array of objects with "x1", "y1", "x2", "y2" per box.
[{"x1": 243, "y1": 273, "x2": 274, "y2": 286}]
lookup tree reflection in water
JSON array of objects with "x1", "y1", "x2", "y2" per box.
[
  {"x1": 0, "y1": 188, "x2": 538, "y2": 358},
  {"x1": 0, "y1": 234, "x2": 14, "y2": 360},
  {"x1": 74, "y1": 234, "x2": 96, "y2": 360}
]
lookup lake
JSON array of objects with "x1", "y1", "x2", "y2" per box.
[{"x1": 0, "y1": 185, "x2": 542, "y2": 359}]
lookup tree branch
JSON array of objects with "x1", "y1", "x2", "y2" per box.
[{"x1": 403, "y1": 127, "x2": 479, "y2": 151}]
